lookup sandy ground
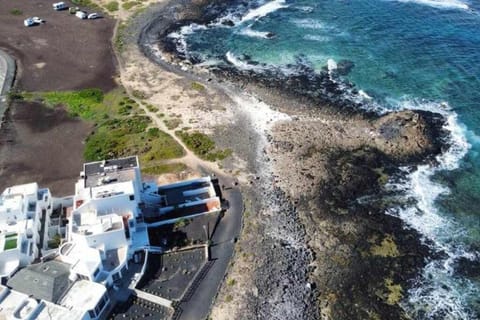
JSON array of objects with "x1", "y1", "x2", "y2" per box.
[
  {"x1": 0, "y1": 0, "x2": 116, "y2": 91},
  {"x1": 0, "y1": 0, "x2": 117, "y2": 195}
]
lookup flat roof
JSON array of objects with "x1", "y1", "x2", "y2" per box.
[
  {"x1": 83, "y1": 156, "x2": 139, "y2": 188},
  {"x1": 59, "y1": 280, "x2": 106, "y2": 311}
]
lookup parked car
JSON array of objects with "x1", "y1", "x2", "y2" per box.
[
  {"x1": 24, "y1": 18, "x2": 35, "y2": 27},
  {"x1": 87, "y1": 13, "x2": 101, "y2": 19},
  {"x1": 32, "y1": 17, "x2": 44, "y2": 24},
  {"x1": 24, "y1": 17, "x2": 44, "y2": 27},
  {"x1": 52, "y1": 2, "x2": 67, "y2": 10},
  {"x1": 75, "y1": 11, "x2": 87, "y2": 19}
]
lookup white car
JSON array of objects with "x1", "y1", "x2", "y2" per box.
[
  {"x1": 32, "y1": 17, "x2": 44, "y2": 24},
  {"x1": 24, "y1": 17, "x2": 44, "y2": 27},
  {"x1": 87, "y1": 13, "x2": 101, "y2": 19},
  {"x1": 52, "y1": 2, "x2": 67, "y2": 10},
  {"x1": 75, "y1": 11, "x2": 87, "y2": 19}
]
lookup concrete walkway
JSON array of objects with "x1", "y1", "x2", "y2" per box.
[{"x1": 0, "y1": 49, "x2": 15, "y2": 127}]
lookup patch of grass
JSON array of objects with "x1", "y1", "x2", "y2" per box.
[
  {"x1": 10, "y1": 9, "x2": 22, "y2": 15},
  {"x1": 115, "y1": 22, "x2": 127, "y2": 51},
  {"x1": 146, "y1": 104, "x2": 159, "y2": 113},
  {"x1": 27, "y1": 87, "x2": 184, "y2": 163},
  {"x1": 131, "y1": 89, "x2": 146, "y2": 99},
  {"x1": 122, "y1": 1, "x2": 138, "y2": 10},
  {"x1": 226, "y1": 278, "x2": 236, "y2": 286},
  {"x1": 4, "y1": 238, "x2": 17, "y2": 250},
  {"x1": 71, "y1": 0, "x2": 101, "y2": 11},
  {"x1": 224, "y1": 295, "x2": 233, "y2": 303},
  {"x1": 105, "y1": 1, "x2": 119, "y2": 12},
  {"x1": 40, "y1": 88, "x2": 104, "y2": 120},
  {"x1": 164, "y1": 118, "x2": 182, "y2": 130},
  {"x1": 147, "y1": 127, "x2": 160, "y2": 138},
  {"x1": 141, "y1": 163, "x2": 187, "y2": 175},
  {"x1": 191, "y1": 81, "x2": 205, "y2": 91},
  {"x1": 176, "y1": 130, "x2": 232, "y2": 161}
]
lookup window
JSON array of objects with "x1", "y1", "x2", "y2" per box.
[
  {"x1": 129, "y1": 195, "x2": 134, "y2": 201},
  {"x1": 94, "y1": 294, "x2": 108, "y2": 316},
  {"x1": 88, "y1": 310, "x2": 96, "y2": 318},
  {"x1": 93, "y1": 268, "x2": 100, "y2": 278},
  {"x1": 112, "y1": 272, "x2": 120, "y2": 281}
]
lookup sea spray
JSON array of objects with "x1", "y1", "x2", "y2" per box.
[{"x1": 385, "y1": 101, "x2": 478, "y2": 319}]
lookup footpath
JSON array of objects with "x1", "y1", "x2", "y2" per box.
[{"x1": 0, "y1": 49, "x2": 15, "y2": 127}]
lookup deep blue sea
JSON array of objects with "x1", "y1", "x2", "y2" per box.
[{"x1": 169, "y1": 0, "x2": 480, "y2": 318}]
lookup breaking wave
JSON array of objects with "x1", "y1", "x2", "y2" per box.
[
  {"x1": 393, "y1": 0, "x2": 470, "y2": 10},
  {"x1": 239, "y1": 26, "x2": 272, "y2": 39},
  {"x1": 384, "y1": 99, "x2": 478, "y2": 319},
  {"x1": 240, "y1": 0, "x2": 289, "y2": 24}
]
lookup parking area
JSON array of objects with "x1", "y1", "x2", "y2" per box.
[{"x1": 0, "y1": 0, "x2": 116, "y2": 91}]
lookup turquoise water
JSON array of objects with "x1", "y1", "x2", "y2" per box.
[{"x1": 171, "y1": 0, "x2": 480, "y2": 318}]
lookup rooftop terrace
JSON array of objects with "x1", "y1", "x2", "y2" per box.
[{"x1": 83, "y1": 156, "x2": 138, "y2": 188}]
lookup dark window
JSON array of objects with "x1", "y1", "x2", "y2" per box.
[
  {"x1": 129, "y1": 195, "x2": 134, "y2": 201},
  {"x1": 88, "y1": 310, "x2": 96, "y2": 318},
  {"x1": 93, "y1": 268, "x2": 100, "y2": 278},
  {"x1": 112, "y1": 272, "x2": 120, "y2": 281}
]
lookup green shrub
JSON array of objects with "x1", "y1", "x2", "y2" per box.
[
  {"x1": 105, "y1": 1, "x2": 119, "y2": 12},
  {"x1": 141, "y1": 163, "x2": 186, "y2": 175},
  {"x1": 10, "y1": 9, "x2": 22, "y2": 15},
  {"x1": 191, "y1": 82, "x2": 205, "y2": 91},
  {"x1": 122, "y1": 1, "x2": 138, "y2": 10},
  {"x1": 164, "y1": 118, "x2": 182, "y2": 130},
  {"x1": 175, "y1": 130, "x2": 231, "y2": 161},
  {"x1": 146, "y1": 104, "x2": 159, "y2": 113},
  {"x1": 147, "y1": 127, "x2": 160, "y2": 138}
]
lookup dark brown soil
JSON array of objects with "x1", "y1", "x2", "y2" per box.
[
  {"x1": 0, "y1": 1, "x2": 117, "y2": 195},
  {"x1": 0, "y1": 101, "x2": 92, "y2": 196},
  {"x1": 0, "y1": 0, "x2": 117, "y2": 91}
]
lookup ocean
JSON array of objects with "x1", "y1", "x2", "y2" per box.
[{"x1": 166, "y1": 0, "x2": 480, "y2": 318}]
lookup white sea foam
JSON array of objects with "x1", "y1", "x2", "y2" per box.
[
  {"x1": 291, "y1": 18, "x2": 328, "y2": 30},
  {"x1": 358, "y1": 90, "x2": 373, "y2": 100},
  {"x1": 383, "y1": 99, "x2": 478, "y2": 318},
  {"x1": 240, "y1": 0, "x2": 289, "y2": 23},
  {"x1": 295, "y1": 5, "x2": 314, "y2": 13},
  {"x1": 303, "y1": 34, "x2": 330, "y2": 42},
  {"x1": 239, "y1": 26, "x2": 272, "y2": 39},
  {"x1": 225, "y1": 51, "x2": 268, "y2": 72},
  {"x1": 167, "y1": 23, "x2": 207, "y2": 54},
  {"x1": 394, "y1": 0, "x2": 470, "y2": 10}
]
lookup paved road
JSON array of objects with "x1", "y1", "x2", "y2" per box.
[
  {"x1": 0, "y1": 49, "x2": 15, "y2": 126},
  {"x1": 176, "y1": 174, "x2": 243, "y2": 320}
]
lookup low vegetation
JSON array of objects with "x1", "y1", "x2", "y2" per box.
[
  {"x1": 71, "y1": 0, "x2": 101, "y2": 11},
  {"x1": 115, "y1": 22, "x2": 127, "y2": 51},
  {"x1": 164, "y1": 118, "x2": 182, "y2": 130},
  {"x1": 141, "y1": 163, "x2": 187, "y2": 175},
  {"x1": 175, "y1": 130, "x2": 232, "y2": 161},
  {"x1": 10, "y1": 9, "x2": 22, "y2": 15},
  {"x1": 105, "y1": 1, "x2": 119, "y2": 12},
  {"x1": 19, "y1": 88, "x2": 185, "y2": 165},
  {"x1": 122, "y1": 1, "x2": 139, "y2": 10},
  {"x1": 191, "y1": 81, "x2": 205, "y2": 91}
]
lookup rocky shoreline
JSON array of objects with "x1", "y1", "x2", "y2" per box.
[{"x1": 133, "y1": 1, "x2": 449, "y2": 319}]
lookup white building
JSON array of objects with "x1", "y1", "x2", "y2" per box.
[
  {"x1": 0, "y1": 183, "x2": 52, "y2": 281},
  {"x1": 0, "y1": 278, "x2": 109, "y2": 320},
  {"x1": 59, "y1": 157, "x2": 149, "y2": 286}
]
